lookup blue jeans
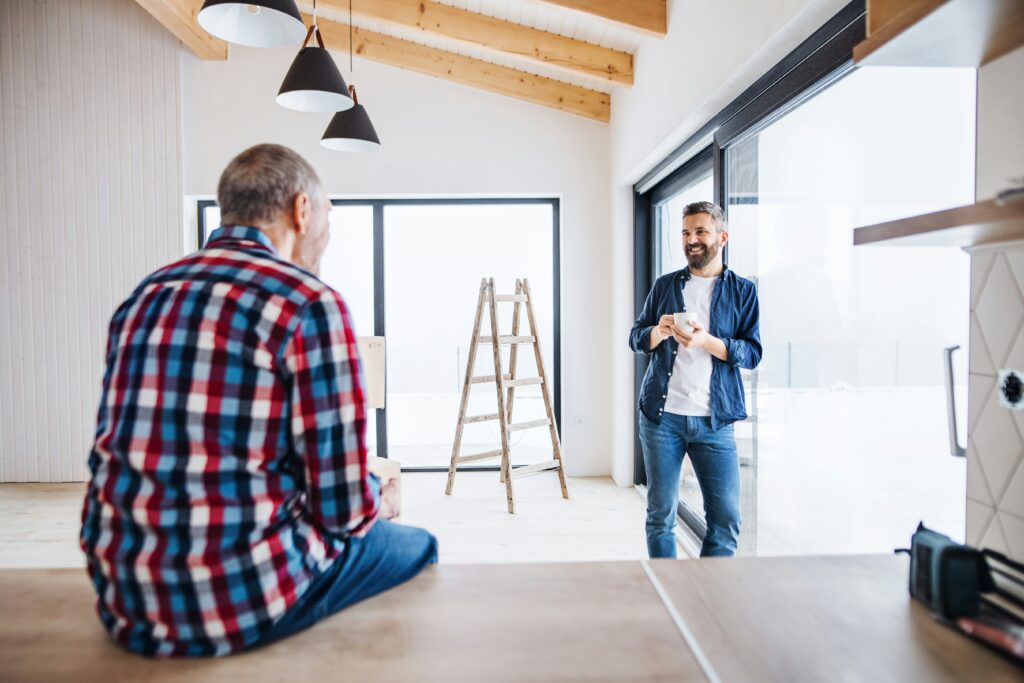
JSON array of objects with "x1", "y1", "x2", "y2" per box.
[
  {"x1": 255, "y1": 520, "x2": 438, "y2": 648},
  {"x1": 639, "y1": 412, "x2": 740, "y2": 558}
]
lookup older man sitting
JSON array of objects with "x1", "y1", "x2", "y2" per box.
[{"x1": 80, "y1": 144, "x2": 437, "y2": 658}]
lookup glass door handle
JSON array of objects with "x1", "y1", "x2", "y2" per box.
[{"x1": 944, "y1": 345, "x2": 966, "y2": 458}]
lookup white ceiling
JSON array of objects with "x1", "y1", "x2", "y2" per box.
[{"x1": 305, "y1": 0, "x2": 656, "y2": 95}]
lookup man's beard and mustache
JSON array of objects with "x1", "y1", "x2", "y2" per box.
[{"x1": 686, "y1": 241, "x2": 720, "y2": 270}]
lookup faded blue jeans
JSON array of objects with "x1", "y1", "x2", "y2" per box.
[
  {"x1": 639, "y1": 412, "x2": 740, "y2": 558},
  {"x1": 254, "y1": 519, "x2": 438, "y2": 648}
]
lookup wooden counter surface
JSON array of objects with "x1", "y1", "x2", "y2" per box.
[
  {"x1": 649, "y1": 554, "x2": 1023, "y2": 682},
  {"x1": 1, "y1": 555, "x2": 1020, "y2": 682}
]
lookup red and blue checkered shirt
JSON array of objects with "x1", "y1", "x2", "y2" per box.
[{"x1": 80, "y1": 226, "x2": 380, "y2": 657}]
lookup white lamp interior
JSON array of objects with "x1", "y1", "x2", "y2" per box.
[
  {"x1": 276, "y1": 90, "x2": 354, "y2": 113},
  {"x1": 320, "y1": 137, "x2": 381, "y2": 152},
  {"x1": 198, "y1": 4, "x2": 306, "y2": 48}
]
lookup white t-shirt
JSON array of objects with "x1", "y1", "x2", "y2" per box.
[{"x1": 664, "y1": 274, "x2": 717, "y2": 417}]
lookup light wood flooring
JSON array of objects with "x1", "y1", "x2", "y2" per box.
[{"x1": 0, "y1": 472, "x2": 650, "y2": 568}]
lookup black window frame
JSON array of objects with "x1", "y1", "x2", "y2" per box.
[
  {"x1": 198, "y1": 197, "x2": 561, "y2": 473},
  {"x1": 631, "y1": 0, "x2": 866, "y2": 540}
]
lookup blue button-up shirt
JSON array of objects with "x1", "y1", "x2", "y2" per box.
[{"x1": 629, "y1": 266, "x2": 762, "y2": 430}]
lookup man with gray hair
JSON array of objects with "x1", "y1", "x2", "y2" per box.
[
  {"x1": 629, "y1": 201, "x2": 761, "y2": 558},
  {"x1": 80, "y1": 143, "x2": 437, "y2": 657}
]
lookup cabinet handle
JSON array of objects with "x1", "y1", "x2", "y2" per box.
[{"x1": 944, "y1": 345, "x2": 966, "y2": 458}]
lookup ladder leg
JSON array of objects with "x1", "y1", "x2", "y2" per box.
[
  {"x1": 500, "y1": 279, "x2": 524, "y2": 485},
  {"x1": 487, "y1": 278, "x2": 515, "y2": 513},
  {"x1": 446, "y1": 279, "x2": 488, "y2": 495},
  {"x1": 522, "y1": 278, "x2": 569, "y2": 500}
]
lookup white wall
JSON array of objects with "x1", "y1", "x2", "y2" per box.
[
  {"x1": 0, "y1": 0, "x2": 183, "y2": 482},
  {"x1": 181, "y1": 47, "x2": 612, "y2": 476},
  {"x1": 607, "y1": 0, "x2": 849, "y2": 486}
]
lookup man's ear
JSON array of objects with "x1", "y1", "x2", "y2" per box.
[
  {"x1": 291, "y1": 192, "x2": 311, "y2": 235},
  {"x1": 719, "y1": 229, "x2": 729, "y2": 246}
]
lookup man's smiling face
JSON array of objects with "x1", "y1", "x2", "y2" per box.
[{"x1": 682, "y1": 212, "x2": 727, "y2": 270}]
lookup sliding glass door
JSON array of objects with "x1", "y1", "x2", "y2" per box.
[{"x1": 722, "y1": 66, "x2": 975, "y2": 555}]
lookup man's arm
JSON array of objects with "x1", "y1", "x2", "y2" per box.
[
  {"x1": 676, "y1": 284, "x2": 761, "y2": 369},
  {"x1": 285, "y1": 289, "x2": 379, "y2": 538},
  {"x1": 629, "y1": 283, "x2": 674, "y2": 353},
  {"x1": 722, "y1": 283, "x2": 762, "y2": 370}
]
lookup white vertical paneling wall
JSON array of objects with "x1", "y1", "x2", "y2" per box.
[{"x1": 0, "y1": 0, "x2": 183, "y2": 482}]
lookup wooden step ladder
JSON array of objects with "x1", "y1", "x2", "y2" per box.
[{"x1": 445, "y1": 278, "x2": 568, "y2": 513}]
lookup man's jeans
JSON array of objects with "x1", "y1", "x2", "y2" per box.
[
  {"x1": 639, "y1": 412, "x2": 740, "y2": 558},
  {"x1": 255, "y1": 520, "x2": 438, "y2": 648}
]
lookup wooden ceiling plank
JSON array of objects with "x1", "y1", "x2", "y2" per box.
[
  {"x1": 538, "y1": 0, "x2": 666, "y2": 36},
  {"x1": 311, "y1": 15, "x2": 611, "y2": 122},
  {"x1": 133, "y1": 0, "x2": 228, "y2": 60},
  {"x1": 311, "y1": 0, "x2": 632, "y2": 85}
]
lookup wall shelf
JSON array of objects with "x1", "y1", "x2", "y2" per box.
[
  {"x1": 853, "y1": 0, "x2": 1024, "y2": 67},
  {"x1": 853, "y1": 199, "x2": 1024, "y2": 248}
]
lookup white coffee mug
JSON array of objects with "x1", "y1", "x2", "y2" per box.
[{"x1": 673, "y1": 312, "x2": 696, "y2": 329}]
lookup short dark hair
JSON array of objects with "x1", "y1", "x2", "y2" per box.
[
  {"x1": 217, "y1": 144, "x2": 325, "y2": 226},
  {"x1": 682, "y1": 201, "x2": 725, "y2": 232}
]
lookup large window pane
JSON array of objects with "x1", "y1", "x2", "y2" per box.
[
  {"x1": 384, "y1": 203, "x2": 556, "y2": 469},
  {"x1": 319, "y1": 205, "x2": 376, "y2": 449},
  {"x1": 725, "y1": 66, "x2": 975, "y2": 555}
]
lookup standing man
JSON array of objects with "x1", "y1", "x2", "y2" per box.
[
  {"x1": 81, "y1": 144, "x2": 437, "y2": 657},
  {"x1": 629, "y1": 201, "x2": 761, "y2": 558}
]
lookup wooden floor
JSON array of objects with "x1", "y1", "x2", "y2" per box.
[{"x1": 0, "y1": 472, "x2": 650, "y2": 568}]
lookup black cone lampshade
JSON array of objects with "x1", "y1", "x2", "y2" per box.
[
  {"x1": 277, "y1": 45, "x2": 353, "y2": 113},
  {"x1": 321, "y1": 86, "x2": 380, "y2": 152},
  {"x1": 197, "y1": 0, "x2": 306, "y2": 48}
]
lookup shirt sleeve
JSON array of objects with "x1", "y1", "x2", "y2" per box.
[
  {"x1": 284, "y1": 288, "x2": 379, "y2": 539},
  {"x1": 720, "y1": 282, "x2": 763, "y2": 370},
  {"x1": 629, "y1": 284, "x2": 659, "y2": 354}
]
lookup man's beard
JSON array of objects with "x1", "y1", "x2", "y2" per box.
[{"x1": 685, "y1": 241, "x2": 720, "y2": 270}]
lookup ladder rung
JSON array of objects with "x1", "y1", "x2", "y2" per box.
[
  {"x1": 508, "y1": 418, "x2": 551, "y2": 432},
  {"x1": 463, "y1": 413, "x2": 501, "y2": 424},
  {"x1": 458, "y1": 450, "x2": 503, "y2": 463},
  {"x1": 471, "y1": 374, "x2": 512, "y2": 384},
  {"x1": 478, "y1": 335, "x2": 536, "y2": 345},
  {"x1": 511, "y1": 460, "x2": 561, "y2": 478},
  {"x1": 502, "y1": 377, "x2": 543, "y2": 387},
  {"x1": 495, "y1": 295, "x2": 528, "y2": 302}
]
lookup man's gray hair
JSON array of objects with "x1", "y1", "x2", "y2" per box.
[
  {"x1": 217, "y1": 144, "x2": 325, "y2": 226},
  {"x1": 682, "y1": 201, "x2": 726, "y2": 232}
]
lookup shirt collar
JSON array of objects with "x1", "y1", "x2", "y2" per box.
[
  {"x1": 205, "y1": 225, "x2": 280, "y2": 257},
  {"x1": 679, "y1": 264, "x2": 729, "y2": 281}
]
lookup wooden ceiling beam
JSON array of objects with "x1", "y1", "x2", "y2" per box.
[
  {"x1": 133, "y1": 0, "x2": 228, "y2": 60},
  {"x1": 539, "y1": 0, "x2": 667, "y2": 36},
  {"x1": 310, "y1": 15, "x2": 610, "y2": 122},
  {"x1": 311, "y1": 0, "x2": 632, "y2": 85}
]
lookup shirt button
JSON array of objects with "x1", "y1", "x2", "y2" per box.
[{"x1": 662, "y1": 394, "x2": 667, "y2": 398}]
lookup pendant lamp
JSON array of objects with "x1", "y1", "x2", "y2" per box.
[
  {"x1": 321, "y1": 0, "x2": 380, "y2": 152},
  {"x1": 277, "y1": 23, "x2": 353, "y2": 113},
  {"x1": 197, "y1": 0, "x2": 306, "y2": 48},
  {"x1": 321, "y1": 86, "x2": 381, "y2": 152}
]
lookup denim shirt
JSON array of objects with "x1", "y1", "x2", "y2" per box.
[{"x1": 629, "y1": 266, "x2": 762, "y2": 430}]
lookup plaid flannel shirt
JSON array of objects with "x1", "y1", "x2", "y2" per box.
[{"x1": 80, "y1": 226, "x2": 379, "y2": 657}]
